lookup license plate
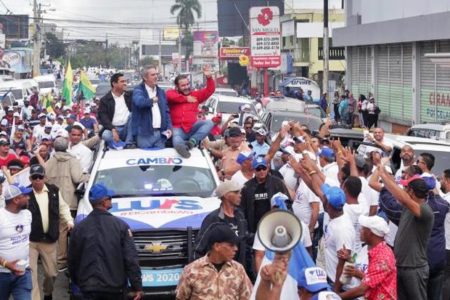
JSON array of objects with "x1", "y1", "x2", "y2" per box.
[{"x1": 141, "y1": 268, "x2": 183, "y2": 287}]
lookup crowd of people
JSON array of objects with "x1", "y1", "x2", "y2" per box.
[{"x1": 0, "y1": 64, "x2": 449, "y2": 300}]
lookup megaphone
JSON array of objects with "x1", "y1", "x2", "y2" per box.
[{"x1": 257, "y1": 210, "x2": 302, "y2": 252}]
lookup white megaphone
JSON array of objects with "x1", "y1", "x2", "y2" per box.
[{"x1": 257, "y1": 210, "x2": 302, "y2": 252}]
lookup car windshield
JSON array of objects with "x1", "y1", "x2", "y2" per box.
[
  {"x1": 217, "y1": 101, "x2": 256, "y2": 114},
  {"x1": 271, "y1": 113, "x2": 323, "y2": 132},
  {"x1": 38, "y1": 81, "x2": 55, "y2": 89},
  {"x1": 5, "y1": 89, "x2": 21, "y2": 100},
  {"x1": 93, "y1": 165, "x2": 216, "y2": 197},
  {"x1": 215, "y1": 90, "x2": 238, "y2": 97}
]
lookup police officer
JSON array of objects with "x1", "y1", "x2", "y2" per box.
[{"x1": 68, "y1": 183, "x2": 143, "y2": 300}]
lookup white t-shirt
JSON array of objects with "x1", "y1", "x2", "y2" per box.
[
  {"x1": 359, "y1": 176, "x2": 379, "y2": 215},
  {"x1": 293, "y1": 180, "x2": 321, "y2": 228},
  {"x1": 252, "y1": 220, "x2": 312, "y2": 251},
  {"x1": 279, "y1": 163, "x2": 298, "y2": 191},
  {"x1": 145, "y1": 84, "x2": 161, "y2": 129},
  {"x1": 111, "y1": 92, "x2": 130, "y2": 126},
  {"x1": 33, "y1": 124, "x2": 46, "y2": 140},
  {"x1": 343, "y1": 203, "x2": 364, "y2": 252},
  {"x1": 231, "y1": 170, "x2": 253, "y2": 186},
  {"x1": 322, "y1": 162, "x2": 339, "y2": 184},
  {"x1": 68, "y1": 142, "x2": 93, "y2": 173},
  {"x1": 0, "y1": 208, "x2": 32, "y2": 273},
  {"x1": 324, "y1": 214, "x2": 355, "y2": 284}
]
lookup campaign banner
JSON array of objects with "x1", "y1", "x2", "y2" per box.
[{"x1": 193, "y1": 31, "x2": 219, "y2": 58}]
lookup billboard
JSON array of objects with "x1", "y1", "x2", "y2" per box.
[
  {"x1": 217, "y1": 0, "x2": 284, "y2": 37},
  {"x1": 250, "y1": 6, "x2": 281, "y2": 68},
  {"x1": 0, "y1": 15, "x2": 29, "y2": 39},
  {"x1": 193, "y1": 31, "x2": 219, "y2": 57},
  {"x1": 163, "y1": 27, "x2": 180, "y2": 41}
]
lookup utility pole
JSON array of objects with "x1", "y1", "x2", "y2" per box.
[
  {"x1": 178, "y1": 28, "x2": 182, "y2": 73},
  {"x1": 105, "y1": 33, "x2": 109, "y2": 68},
  {"x1": 323, "y1": 0, "x2": 329, "y2": 100},
  {"x1": 158, "y1": 29, "x2": 162, "y2": 73},
  {"x1": 32, "y1": 0, "x2": 43, "y2": 77}
]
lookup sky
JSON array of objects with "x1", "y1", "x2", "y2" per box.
[
  {"x1": 1, "y1": 0, "x2": 219, "y2": 43},
  {"x1": 1, "y1": 0, "x2": 343, "y2": 43}
]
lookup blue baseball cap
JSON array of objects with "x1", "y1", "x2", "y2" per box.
[
  {"x1": 236, "y1": 151, "x2": 253, "y2": 165},
  {"x1": 89, "y1": 183, "x2": 115, "y2": 203},
  {"x1": 321, "y1": 183, "x2": 346, "y2": 210},
  {"x1": 4, "y1": 184, "x2": 32, "y2": 201},
  {"x1": 252, "y1": 156, "x2": 267, "y2": 169},
  {"x1": 318, "y1": 147, "x2": 335, "y2": 159},
  {"x1": 421, "y1": 175, "x2": 436, "y2": 190},
  {"x1": 297, "y1": 267, "x2": 330, "y2": 293}
]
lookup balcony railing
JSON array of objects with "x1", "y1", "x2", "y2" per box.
[{"x1": 318, "y1": 47, "x2": 345, "y2": 60}]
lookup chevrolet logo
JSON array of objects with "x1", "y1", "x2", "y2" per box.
[{"x1": 143, "y1": 242, "x2": 168, "y2": 253}]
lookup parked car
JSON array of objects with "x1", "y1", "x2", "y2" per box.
[
  {"x1": 203, "y1": 94, "x2": 258, "y2": 123},
  {"x1": 265, "y1": 97, "x2": 327, "y2": 121},
  {"x1": 213, "y1": 87, "x2": 239, "y2": 97},
  {"x1": 406, "y1": 123, "x2": 450, "y2": 141}
]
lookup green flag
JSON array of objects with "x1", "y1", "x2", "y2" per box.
[
  {"x1": 62, "y1": 61, "x2": 73, "y2": 105},
  {"x1": 79, "y1": 71, "x2": 95, "y2": 100}
]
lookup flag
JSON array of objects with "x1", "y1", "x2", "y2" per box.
[
  {"x1": 62, "y1": 61, "x2": 73, "y2": 106},
  {"x1": 250, "y1": 193, "x2": 316, "y2": 300},
  {"x1": 78, "y1": 71, "x2": 95, "y2": 100},
  {"x1": 43, "y1": 93, "x2": 54, "y2": 113}
]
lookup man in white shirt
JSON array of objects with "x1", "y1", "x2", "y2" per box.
[
  {"x1": 32, "y1": 113, "x2": 48, "y2": 146},
  {"x1": 0, "y1": 184, "x2": 33, "y2": 300},
  {"x1": 68, "y1": 125, "x2": 93, "y2": 173},
  {"x1": 97, "y1": 72, "x2": 135, "y2": 149},
  {"x1": 231, "y1": 151, "x2": 254, "y2": 185},
  {"x1": 131, "y1": 65, "x2": 172, "y2": 149},
  {"x1": 364, "y1": 127, "x2": 393, "y2": 157},
  {"x1": 319, "y1": 147, "x2": 339, "y2": 183}
]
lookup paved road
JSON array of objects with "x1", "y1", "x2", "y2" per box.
[{"x1": 36, "y1": 264, "x2": 70, "y2": 299}]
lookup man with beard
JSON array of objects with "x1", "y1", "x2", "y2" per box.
[
  {"x1": 219, "y1": 127, "x2": 251, "y2": 179},
  {"x1": 166, "y1": 66, "x2": 215, "y2": 158},
  {"x1": 0, "y1": 184, "x2": 33, "y2": 299},
  {"x1": 394, "y1": 145, "x2": 415, "y2": 183}
]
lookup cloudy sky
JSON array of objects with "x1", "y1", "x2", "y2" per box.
[{"x1": 2, "y1": 0, "x2": 343, "y2": 43}]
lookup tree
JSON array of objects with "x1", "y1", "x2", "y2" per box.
[
  {"x1": 45, "y1": 32, "x2": 66, "y2": 59},
  {"x1": 170, "y1": 0, "x2": 202, "y2": 30}
]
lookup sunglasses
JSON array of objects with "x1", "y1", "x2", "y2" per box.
[
  {"x1": 31, "y1": 175, "x2": 44, "y2": 181},
  {"x1": 255, "y1": 166, "x2": 267, "y2": 172}
]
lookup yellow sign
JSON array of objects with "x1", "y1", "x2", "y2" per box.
[
  {"x1": 163, "y1": 27, "x2": 180, "y2": 41},
  {"x1": 239, "y1": 55, "x2": 249, "y2": 66},
  {"x1": 144, "y1": 242, "x2": 168, "y2": 253}
]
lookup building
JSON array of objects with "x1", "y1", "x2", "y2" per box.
[
  {"x1": 334, "y1": 0, "x2": 450, "y2": 132},
  {"x1": 280, "y1": 9, "x2": 346, "y2": 86}
]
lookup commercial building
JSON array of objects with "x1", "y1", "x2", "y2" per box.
[{"x1": 334, "y1": 0, "x2": 450, "y2": 132}]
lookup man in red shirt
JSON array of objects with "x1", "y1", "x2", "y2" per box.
[
  {"x1": 0, "y1": 138, "x2": 18, "y2": 168},
  {"x1": 339, "y1": 215, "x2": 397, "y2": 300},
  {"x1": 166, "y1": 67, "x2": 215, "y2": 158}
]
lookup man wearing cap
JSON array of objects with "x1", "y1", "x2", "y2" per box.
[
  {"x1": 69, "y1": 183, "x2": 143, "y2": 300},
  {"x1": 250, "y1": 128, "x2": 269, "y2": 157},
  {"x1": 219, "y1": 126, "x2": 251, "y2": 178},
  {"x1": 0, "y1": 138, "x2": 18, "y2": 168},
  {"x1": 296, "y1": 267, "x2": 341, "y2": 300},
  {"x1": 166, "y1": 66, "x2": 215, "y2": 158},
  {"x1": 31, "y1": 113, "x2": 48, "y2": 146},
  {"x1": 11, "y1": 124, "x2": 31, "y2": 154},
  {"x1": 240, "y1": 156, "x2": 291, "y2": 234},
  {"x1": 231, "y1": 151, "x2": 255, "y2": 185},
  {"x1": 176, "y1": 223, "x2": 252, "y2": 300},
  {"x1": 44, "y1": 137, "x2": 87, "y2": 271},
  {"x1": 0, "y1": 184, "x2": 33, "y2": 300},
  {"x1": 195, "y1": 180, "x2": 250, "y2": 270},
  {"x1": 338, "y1": 215, "x2": 396, "y2": 299},
  {"x1": 371, "y1": 165, "x2": 434, "y2": 300},
  {"x1": 27, "y1": 164, "x2": 73, "y2": 300},
  {"x1": 318, "y1": 147, "x2": 339, "y2": 183},
  {"x1": 79, "y1": 108, "x2": 98, "y2": 134}
]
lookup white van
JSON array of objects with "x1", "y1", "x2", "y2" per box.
[
  {"x1": 0, "y1": 80, "x2": 28, "y2": 106},
  {"x1": 34, "y1": 74, "x2": 57, "y2": 96}
]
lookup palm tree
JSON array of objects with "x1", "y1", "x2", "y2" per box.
[{"x1": 170, "y1": 0, "x2": 202, "y2": 30}]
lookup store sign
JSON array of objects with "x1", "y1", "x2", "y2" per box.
[
  {"x1": 250, "y1": 6, "x2": 281, "y2": 68},
  {"x1": 219, "y1": 47, "x2": 251, "y2": 59}
]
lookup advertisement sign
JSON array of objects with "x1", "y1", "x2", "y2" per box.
[
  {"x1": 219, "y1": 47, "x2": 251, "y2": 59},
  {"x1": 250, "y1": 6, "x2": 281, "y2": 68},
  {"x1": 163, "y1": 27, "x2": 180, "y2": 41},
  {"x1": 193, "y1": 31, "x2": 219, "y2": 58}
]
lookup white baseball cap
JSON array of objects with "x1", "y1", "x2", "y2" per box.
[
  {"x1": 215, "y1": 180, "x2": 242, "y2": 198},
  {"x1": 358, "y1": 215, "x2": 390, "y2": 237}
]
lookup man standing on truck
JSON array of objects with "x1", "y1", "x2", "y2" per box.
[
  {"x1": 68, "y1": 183, "x2": 143, "y2": 300},
  {"x1": 166, "y1": 66, "x2": 215, "y2": 158}
]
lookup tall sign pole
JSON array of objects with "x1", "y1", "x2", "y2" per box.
[
  {"x1": 250, "y1": 6, "x2": 281, "y2": 96},
  {"x1": 323, "y1": 0, "x2": 329, "y2": 98},
  {"x1": 32, "y1": 0, "x2": 42, "y2": 77}
]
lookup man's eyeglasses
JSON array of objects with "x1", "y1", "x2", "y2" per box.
[
  {"x1": 255, "y1": 166, "x2": 267, "y2": 172},
  {"x1": 31, "y1": 175, "x2": 44, "y2": 181}
]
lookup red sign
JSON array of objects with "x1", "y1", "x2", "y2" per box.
[
  {"x1": 251, "y1": 56, "x2": 281, "y2": 68},
  {"x1": 219, "y1": 47, "x2": 251, "y2": 59}
]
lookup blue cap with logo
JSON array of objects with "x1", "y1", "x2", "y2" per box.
[
  {"x1": 236, "y1": 151, "x2": 253, "y2": 165},
  {"x1": 252, "y1": 156, "x2": 267, "y2": 169},
  {"x1": 321, "y1": 183, "x2": 346, "y2": 210},
  {"x1": 4, "y1": 184, "x2": 32, "y2": 201},
  {"x1": 318, "y1": 147, "x2": 335, "y2": 159},
  {"x1": 89, "y1": 183, "x2": 115, "y2": 204},
  {"x1": 297, "y1": 267, "x2": 330, "y2": 292}
]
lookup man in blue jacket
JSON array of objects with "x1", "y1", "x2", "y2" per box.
[
  {"x1": 131, "y1": 65, "x2": 172, "y2": 148},
  {"x1": 68, "y1": 183, "x2": 142, "y2": 300}
]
